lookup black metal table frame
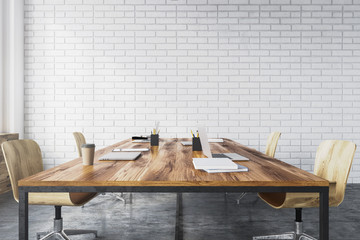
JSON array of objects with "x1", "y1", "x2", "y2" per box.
[{"x1": 18, "y1": 185, "x2": 329, "y2": 240}]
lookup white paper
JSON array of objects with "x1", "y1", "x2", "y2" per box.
[
  {"x1": 223, "y1": 153, "x2": 248, "y2": 161},
  {"x1": 132, "y1": 140, "x2": 150, "y2": 143},
  {"x1": 181, "y1": 141, "x2": 192, "y2": 146},
  {"x1": 181, "y1": 140, "x2": 224, "y2": 145},
  {"x1": 99, "y1": 152, "x2": 141, "y2": 161},
  {"x1": 193, "y1": 158, "x2": 238, "y2": 170},
  {"x1": 204, "y1": 164, "x2": 249, "y2": 173},
  {"x1": 113, "y1": 148, "x2": 149, "y2": 152}
]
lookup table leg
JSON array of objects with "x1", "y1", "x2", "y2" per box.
[
  {"x1": 175, "y1": 193, "x2": 183, "y2": 240},
  {"x1": 319, "y1": 188, "x2": 329, "y2": 240},
  {"x1": 19, "y1": 188, "x2": 29, "y2": 240}
]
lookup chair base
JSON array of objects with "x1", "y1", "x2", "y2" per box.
[
  {"x1": 224, "y1": 192, "x2": 247, "y2": 204},
  {"x1": 235, "y1": 192, "x2": 247, "y2": 204},
  {"x1": 254, "y1": 208, "x2": 317, "y2": 240},
  {"x1": 253, "y1": 221, "x2": 317, "y2": 240},
  {"x1": 39, "y1": 231, "x2": 70, "y2": 240},
  {"x1": 253, "y1": 231, "x2": 317, "y2": 240},
  {"x1": 37, "y1": 210, "x2": 97, "y2": 240},
  {"x1": 83, "y1": 192, "x2": 133, "y2": 208},
  {"x1": 38, "y1": 229, "x2": 98, "y2": 240},
  {"x1": 113, "y1": 192, "x2": 133, "y2": 204}
]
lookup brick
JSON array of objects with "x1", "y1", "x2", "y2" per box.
[{"x1": 23, "y1": 0, "x2": 360, "y2": 182}]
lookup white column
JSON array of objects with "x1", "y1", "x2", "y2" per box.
[
  {"x1": 0, "y1": 0, "x2": 24, "y2": 137},
  {"x1": 0, "y1": 0, "x2": 4, "y2": 132}
]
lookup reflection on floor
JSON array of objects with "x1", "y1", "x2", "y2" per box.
[{"x1": 0, "y1": 184, "x2": 359, "y2": 240}]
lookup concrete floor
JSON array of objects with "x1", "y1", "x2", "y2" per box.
[{"x1": 0, "y1": 185, "x2": 359, "y2": 240}]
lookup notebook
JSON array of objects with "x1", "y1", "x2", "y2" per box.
[
  {"x1": 212, "y1": 153, "x2": 249, "y2": 161},
  {"x1": 208, "y1": 139, "x2": 224, "y2": 143},
  {"x1": 204, "y1": 164, "x2": 249, "y2": 173},
  {"x1": 192, "y1": 158, "x2": 238, "y2": 170},
  {"x1": 113, "y1": 148, "x2": 149, "y2": 152},
  {"x1": 99, "y1": 152, "x2": 141, "y2": 161},
  {"x1": 181, "y1": 139, "x2": 224, "y2": 146},
  {"x1": 132, "y1": 140, "x2": 150, "y2": 143}
]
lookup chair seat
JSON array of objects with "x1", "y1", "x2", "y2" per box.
[
  {"x1": 258, "y1": 182, "x2": 338, "y2": 209},
  {"x1": 28, "y1": 192, "x2": 97, "y2": 206}
]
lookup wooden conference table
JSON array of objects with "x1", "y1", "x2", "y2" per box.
[{"x1": 18, "y1": 138, "x2": 329, "y2": 240}]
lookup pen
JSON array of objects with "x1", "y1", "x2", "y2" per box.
[
  {"x1": 191, "y1": 130, "x2": 194, "y2": 138},
  {"x1": 196, "y1": 130, "x2": 199, "y2": 138}
]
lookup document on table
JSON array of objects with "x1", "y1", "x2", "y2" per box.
[
  {"x1": 99, "y1": 152, "x2": 141, "y2": 161},
  {"x1": 113, "y1": 148, "x2": 149, "y2": 152},
  {"x1": 192, "y1": 158, "x2": 238, "y2": 170},
  {"x1": 219, "y1": 153, "x2": 249, "y2": 161},
  {"x1": 203, "y1": 164, "x2": 249, "y2": 173},
  {"x1": 181, "y1": 139, "x2": 224, "y2": 146},
  {"x1": 132, "y1": 140, "x2": 150, "y2": 143},
  {"x1": 192, "y1": 158, "x2": 249, "y2": 173},
  {"x1": 208, "y1": 139, "x2": 224, "y2": 143}
]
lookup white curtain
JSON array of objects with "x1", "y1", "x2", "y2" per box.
[{"x1": 0, "y1": 0, "x2": 24, "y2": 137}]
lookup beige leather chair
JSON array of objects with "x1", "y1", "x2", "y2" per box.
[
  {"x1": 73, "y1": 132, "x2": 86, "y2": 157},
  {"x1": 254, "y1": 140, "x2": 356, "y2": 240},
  {"x1": 1, "y1": 139, "x2": 98, "y2": 240},
  {"x1": 265, "y1": 132, "x2": 282, "y2": 158},
  {"x1": 72, "y1": 132, "x2": 131, "y2": 204},
  {"x1": 233, "y1": 132, "x2": 282, "y2": 204}
]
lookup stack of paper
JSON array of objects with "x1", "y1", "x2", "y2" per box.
[
  {"x1": 208, "y1": 139, "x2": 224, "y2": 143},
  {"x1": 181, "y1": 139, "x2": 225, "y2": 145},
  {"x1": 99, "y1": 152, "x2": 141, "y2": 161},
  {"x1": 113, "y1": 148, "x2": 149, "y2": 152},
  {"x1": 181, "y1": 141, "x2": 192, "y2": 146},
  {"x1": 192, "y1": 158, "x2": 249, "y2": 173},
  {"x1": 193, "y1": 158, "x2": 237, "y2": 170},
  {"x1": 204, "y1": 164, "x2": 248, "y2": 173}
]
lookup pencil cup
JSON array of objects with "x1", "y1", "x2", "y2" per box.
[
  {"x1": 151, "y1": 134, "x2": 159, "y2": 146},
  {"x1": 192, "y1": 137, "x2": 202, "y2": 151},
  {"x1": 81, "y1": 144, "x2": 95, "y2": 165}
]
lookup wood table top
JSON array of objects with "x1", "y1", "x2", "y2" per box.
[{"x1": 19, "y1": 138, "x2": 328, "y2": 187}]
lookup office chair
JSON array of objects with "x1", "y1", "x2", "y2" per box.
[
  {"x1": 73, "y1": 132, "x2": 86, "y2": 157},
  {"x1": 1, "y1": 139, "x2": 98, "y2": 240},
  {"x1": 265, "y1": 132, "x2": 282, "y2": 158},
  {"x1": 227, "y1": 132, "x2": 282, "y2": 204},
  {"x1": 253, "y1": 140, "x2": 356, "y2": 240},
  {"x1": 73, "y1": 132, "x2": 131, "y2": 204}
]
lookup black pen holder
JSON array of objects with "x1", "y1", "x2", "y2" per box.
[
  {"x1": 151, "y1": 134, "x2": 159, "y2": 146},
  {"x1": 192, "y1": 137, "x2": 202, "y2": 151}
]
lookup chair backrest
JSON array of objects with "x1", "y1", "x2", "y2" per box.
[
  {"x1": 1, "y1": 139, "x2": 43, "y2": 202},
  {"x1": 265, "y1": 132, "x2": 281, "y2": 158},
  {"x1": 73, "y1": 132, "x2": 86, "y2": 157},
  {"x1": 314, "y1": 140, "x2": 356, "y2": 206}
]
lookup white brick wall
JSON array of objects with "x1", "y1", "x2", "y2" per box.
[{"x1": 24, "y1": 0, "x2": 360, "y2": 182}]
